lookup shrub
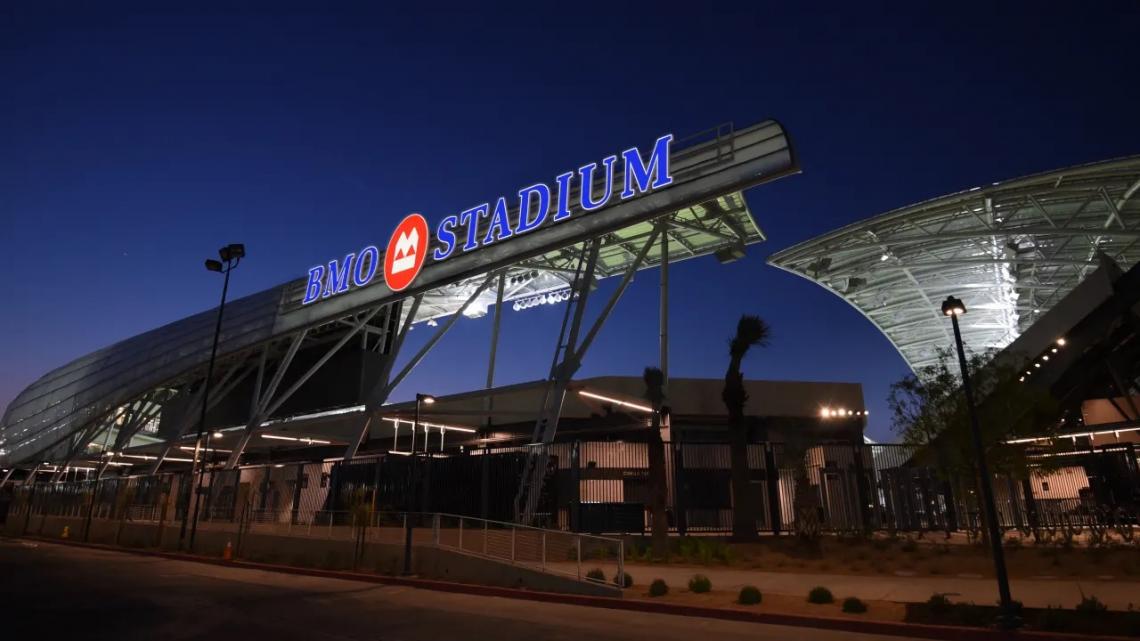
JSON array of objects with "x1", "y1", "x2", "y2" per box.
[
  {"x1": 842, "y1": 597, "x2": 868, "y2": 614},
  {"x1": 1076, "y1": 594, "x2": 1108, "y2": 615},
  {"x1": 1041, "y1": 605, "x2": 1070, "y2": 631},
  {"x1": 688, "y1": 574, "x2": 712, "y2": 593},
  {"x1": 927, "y1": 593, "x2": 952, "y2": 614},
  {"x1": 648, "y1": 578, "x2": 669, "y2": 597},
  {"x1": 808, "y1": 586, "x2": 834, "y2": 604},
  {"x1": 738, "y1": 585, "x2": 762, "y2": 605},
  {"x1": 613, "y1": 570, "x2": 634, "y2": 588},
  {"x1": 585, "y1": 568, "x2": 606, "y2": 583}
]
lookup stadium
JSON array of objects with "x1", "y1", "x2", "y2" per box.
[{"x1": 2, "y1": 119, "x2": 1139, "y2": 538}]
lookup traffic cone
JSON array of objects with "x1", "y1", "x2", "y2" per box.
[
  {"x1": 223, "y1": 540, "x2": 233, "y2": 561},
  {"x1": 61, "y1": 526, "x2": 70, "y2": 539}
]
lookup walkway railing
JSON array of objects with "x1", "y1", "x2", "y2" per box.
[{"x1": 430, "y1": 512, "x2": 624, "y2": 583}]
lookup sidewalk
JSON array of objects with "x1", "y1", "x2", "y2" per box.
[{"x1": 566, "y1": 563, "x2": 1140, "y2": 611}]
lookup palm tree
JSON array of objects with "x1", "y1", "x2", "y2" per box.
[
  {"x1": 643, "y1": 366, "x2": 669, "y2": 559},
  {"x1": 722, "y1": 315, "x2": 771, "y2": 541}
]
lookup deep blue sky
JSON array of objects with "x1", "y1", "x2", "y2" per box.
[{"x1": 3, "y1": 3, "x2": 1139, "y2": 441}]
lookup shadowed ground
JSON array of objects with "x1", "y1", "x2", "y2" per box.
[{"x1": 0, "y1": 538, "x2": 928, "y2": 641}]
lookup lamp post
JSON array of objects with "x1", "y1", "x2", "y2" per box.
[
  {"x1": 403, "y1": 393, "x2": 435, "y2": 575},
  {"x1": 182, "y1": 243, "x2": 245, "y2": 552},
  {"x1": 941, "y1": 295, "x2": 1018, "y2": 629}
]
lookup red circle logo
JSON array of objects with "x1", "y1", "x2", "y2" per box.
[{"x1": 384, "y1": 213, "x2": 430, "y2": 292}]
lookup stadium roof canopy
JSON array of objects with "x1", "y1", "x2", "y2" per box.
[
  {"x1": 769, "y1": 156, "x2": 1140, "y2": 373},
  {"x1": 1, "y1": 120, "x2": 794, "y2": 468}
]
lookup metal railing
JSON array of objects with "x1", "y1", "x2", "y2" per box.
[{"x1": 430, "y1": 512, "x2": 624, "y2": 584}]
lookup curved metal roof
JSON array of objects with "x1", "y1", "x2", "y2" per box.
[
  {"x1": 2, "y1": 120, "x2": 796, "y2": 467},
  {"x1": 768, "y1": 156, "x2": 1140, "y2": 373}
]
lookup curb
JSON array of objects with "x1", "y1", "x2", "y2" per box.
[{"x1": 10, "y1": 535, "x2": 1130, "y2": 641}]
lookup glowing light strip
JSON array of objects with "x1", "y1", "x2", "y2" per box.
[
  {"x1": 260, "y1": 434, "x2": 332, "y2": 445},
  {"x1": 381, "y1": 417, "x2": 477, "y2": 433},
  {"x1": 177, "y1": 406, "x2": 368, "y2": 441},
  {"x1": 119, "y1": 454, "x2": 194, "y2": 463},
  {"x1": 1006, "y1": 425, "x2": 1140, "y2": 445},
  {"x1": 178, "y1": 446, "x2": 233, "y2": 453},
  {"x1": 577, "y1": 390, "x2": 654, "y2": 414}
]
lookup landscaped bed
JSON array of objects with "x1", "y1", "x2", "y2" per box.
[
  {"x1": 619, "y1": 533, "x2": 1140, "y2": 580},
  {"x1": 622, "y1": 580, "x2": 1140, "y2": 637}
]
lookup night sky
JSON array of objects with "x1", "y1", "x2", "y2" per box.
[{"x1": 3, "y1": 3, "x2": 1139, "y2": 442}]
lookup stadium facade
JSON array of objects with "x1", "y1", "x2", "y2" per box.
[{"x1": 4, "y1": 122, "x2": 1139, "y2": 536}]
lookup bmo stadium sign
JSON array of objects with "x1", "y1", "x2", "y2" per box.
[{"x1": 301, "y1": 134, "x2": 674, "y2": 305}]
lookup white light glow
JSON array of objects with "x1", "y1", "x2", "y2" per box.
[
  {"x1": 577, "y1": 390, "x2": 654, "y2": 414},
  {"x1": 260, "y1": 434, "x2": 332, "y2": 445},
  {"x1": 381, "y1": 417, "x2": 476, "y2": 433}
]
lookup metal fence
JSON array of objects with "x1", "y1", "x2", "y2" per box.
[{"x1": 3, "y1": 439, "x2": 1138, "y2": 539}]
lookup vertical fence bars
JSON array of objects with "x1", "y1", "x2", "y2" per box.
[{"x1": 4, "y1": 441, "x2": 1138, "y2": 541}]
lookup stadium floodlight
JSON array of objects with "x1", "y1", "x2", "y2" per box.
[
  {"x1": 205, "y1": 259, "x2": 223, "y2": 272},
  {"x1": 941, "y1": 296, "x2": 966, "y2": 317}
]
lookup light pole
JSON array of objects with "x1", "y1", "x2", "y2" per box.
[
  {"x1": 941, "y1": 295, "x2": 1018, "y2": 629},
  {"x1": 182, "y1": 243, "x2": 245, "y2": 552},
  {"x1": 403, "y1": 393, "x2": 435, "y2": 575}
]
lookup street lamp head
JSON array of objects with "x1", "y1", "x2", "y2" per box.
[
  {"x1": 418, "y1": 394, "x2": 436, "y2": 405},
  {"x1": 227, "y1": 243, "x2": 246, "y2": 259},
  {"x1": 941, "y1": 296, "x2": 967, "y2": 317},
  {"x1": 205, "y1": 259, "x2": 224, "y2": 272}
]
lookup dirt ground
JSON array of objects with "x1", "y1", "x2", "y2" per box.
[{"x1": 623, "y1": 533, "x2": 1140, "y2": 580}]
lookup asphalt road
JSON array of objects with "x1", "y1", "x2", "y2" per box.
[{"x1": 0, "y1": 538, "x2": 936, "y2": 641}]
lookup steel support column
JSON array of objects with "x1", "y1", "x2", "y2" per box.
[
  {"x1": 516, "y1": 229, "x2": 660, "y2": 522},
  {"x1": 659, "y1": 216, "x2": 670, "y2": 389},
  {"x1": 344, "y1": 274, "x2": 498, "y2": 461},
  {"x1": 343, "y1": 295, "x2": 422, "y2": 460},
  {"x1": 150, "y1": 361, "x2": 251, "y2": 473},
  {"x1": 483, "y1": 272, "x2": 506, "y2": 432}
]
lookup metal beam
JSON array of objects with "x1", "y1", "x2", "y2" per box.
[{"x1": 342, "y1": 296, "x2": 421, "y2": 460}]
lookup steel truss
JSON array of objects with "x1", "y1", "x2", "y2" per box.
[
  {"x1": 7, "y1": 120, "x2": 796, "y2": 495},
  {"x1": 769, "y1": 156, "x2": 1140, "y2": 372}
]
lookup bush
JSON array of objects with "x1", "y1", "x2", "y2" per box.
[
  {"x1": 614, "y1": 570, "x2": 634, "y2": 588},
  {"x1": 808, "y1": 586, "x2": 834, "y2": 604},
  {"x1": 842, "y1": 597, "x2": 868, "y2": 614},
  {"x1": 1076, "y1": 594, "x2": 1108, "y2": 615},
  {"x1": 649, "y1": 579, "x2": 669, "y2": 597},
  {"x1": 688, "y1": 574, "x2": 712, "y2": 593},
  {"x1": 585, "y1": 568, "x2": 606, "y2": 583},
  {"x1": 738, "y1": 585, "x2": 762, "y2": 605},
  {"x1": 927, "y1": 593, "x2": 953, "y2": 614}
]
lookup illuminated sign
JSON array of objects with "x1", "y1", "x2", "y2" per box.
[{"x1": 302, "y1": 133, "x2": 674, "y2": 305}]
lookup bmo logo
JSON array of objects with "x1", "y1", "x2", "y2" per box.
[
  {"x1": 301, "y1": 213, "x2": 430, "y2": 304},
  {"x1": 383, "y1": 214, "x2": 428, "y2": 292},
  {"x1": 301, "y1": 132, "x2": 675, "y2": 306}
]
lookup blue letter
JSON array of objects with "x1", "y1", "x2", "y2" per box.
[
  {"x1": 515, "y1": 183, "x2": 550, "y2": 233},
  {"x1": 434, "y1": 215, "x2": 458, "y2": 260},
  {"x1": 354, "y1": 245, "x2": 379, "y2": 287},
  {"x1": 484, "y1": 197, "x2": 514, "y2": 244},
  {"x1": 621, "y1": 134, "x2": 673, "y2": 199},
  {"x1": 322, "y1": 253, "x2": 355, "y2": 298},
  {"x1": 579, "y1": 155, "x2": 616, "y2": 211},
  {"x1": 458, "y1": 204, "x2": 488, "y2": 252},
  {"x1": 552, "y1": 172, "x2": 573, "y2": 221},
  {"x1": 302, "y1": 265, "x2": 324, "y2": 305}
]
